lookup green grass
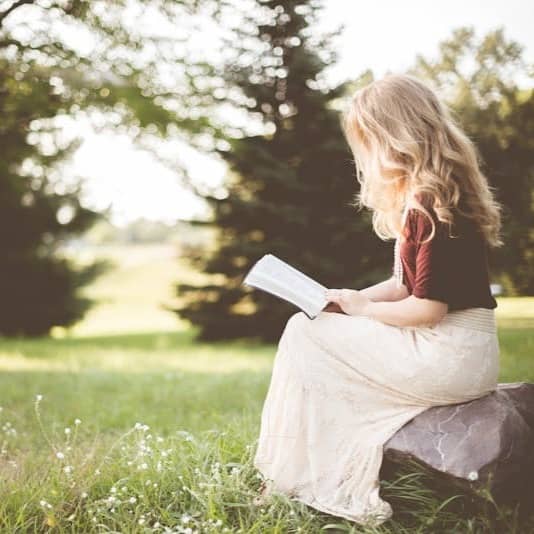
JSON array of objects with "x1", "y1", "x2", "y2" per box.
[{"x1": 0, "y1": 246, "x2": 532, "y2": 532}]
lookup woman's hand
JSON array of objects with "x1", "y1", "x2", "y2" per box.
[{"x1": 325, "y1": 288, "x2": 371, "y2": 317}]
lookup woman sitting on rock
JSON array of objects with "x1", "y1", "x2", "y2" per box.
[{"x1": 253, "y1": 73, "x2": 503, "y2": 526}]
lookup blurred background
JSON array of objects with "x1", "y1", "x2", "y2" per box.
[
  {"x1": 1, "y1": 0, "x2": 533, "y2": 343},
  {"x1": 1, "y1": 1, "x2": 533, "y2": 530}
]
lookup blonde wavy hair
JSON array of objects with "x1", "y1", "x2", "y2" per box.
[{"x1": 341, "y1": 73, "x2": 503, "y2": 247}]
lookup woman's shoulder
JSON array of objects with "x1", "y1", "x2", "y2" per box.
[{"x1": 404, "y1": 203, "x2": 477, "y2": 244}]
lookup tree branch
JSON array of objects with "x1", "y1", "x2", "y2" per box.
[{"x1": 0, "y1": 0, "x2": 36, "y2": 28}]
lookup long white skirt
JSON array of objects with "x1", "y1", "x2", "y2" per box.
[{"x1": 253, "y1": 307, "x2": 500, "y2": 526}]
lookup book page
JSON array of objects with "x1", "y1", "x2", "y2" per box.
[{"x1": 243, "y1": 254, "x2": 328, "y2": 318}]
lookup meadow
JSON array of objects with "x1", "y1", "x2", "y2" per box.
[{"x1": 0, "y1": 244, "x2": 533, "y2": 533}]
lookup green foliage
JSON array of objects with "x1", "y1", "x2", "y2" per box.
[
  {"x1": 0, "y1": 53, "x2": 105, "y2": 335},
  {"x1": 0, "y1": 0, "x2": 200, "y2": 335},
  {"x1": 0, "y1": 295, "x2": 532, "y2": 531},
  {"x1": 174, "y1": 0, "x2": 392, "y2": 341},
  {"x1": 410, "y1": 27, "x2": 534, "y2": 295}
]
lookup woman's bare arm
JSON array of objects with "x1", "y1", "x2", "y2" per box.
[
  {"x1": 323, "y1": 276, "x2": 409, "y2": 314},
  {"x1": 325, "y1": 288, "x2": 449, "y2": 327},
  {"x1": 359, "y1": 276, "x2": 409, "y2": 302},
  {"x1": 362, "y1": 295, "x2": 448, "y2": 327}
]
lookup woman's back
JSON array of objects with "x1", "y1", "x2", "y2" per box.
[{"x1": 397, "y1": 202, "x2": 497, "y2": 311}]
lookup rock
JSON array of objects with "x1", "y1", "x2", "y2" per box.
[{"x1": 381, "y1": 382, "x2": 534, "y2": 506}]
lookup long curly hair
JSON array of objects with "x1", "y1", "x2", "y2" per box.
[{"x1": 341, "y1": 73, "x2": 504, "y2": 247}]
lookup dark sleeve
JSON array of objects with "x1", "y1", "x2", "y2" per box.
[{"x1": 410, "y1": 210, "x2": 452, "y2": 305}]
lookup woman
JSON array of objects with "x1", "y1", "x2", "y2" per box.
[{"x1": 252, "y1": 74, "x2": 504, "y2": 526}]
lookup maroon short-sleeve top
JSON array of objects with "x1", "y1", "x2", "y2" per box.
[{"x1": 393, "y1": 201, "x2": 497, "y2": 311}]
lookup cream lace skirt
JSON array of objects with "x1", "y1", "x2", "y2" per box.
[{"x1": 253, "y1": 307, "x2": 500, "y2": 526}]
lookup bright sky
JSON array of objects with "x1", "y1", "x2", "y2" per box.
[{"x1": 67, "y1": 0, "x2": 534, "y2": 225}]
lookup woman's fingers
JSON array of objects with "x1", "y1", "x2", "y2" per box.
[{"x1": 325, "y1": 288, "x2": 343, "y2": 301}]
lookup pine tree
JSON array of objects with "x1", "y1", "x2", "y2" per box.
[
  {"x1": 0, "y1": 0, "x2": 202, "y2": 335},
  {"x1": 173, "y1": 0, "x2": 392, "y2": 342},
  {"x1": 0, "y1": 56, "x2": 105, "y2": 336}
]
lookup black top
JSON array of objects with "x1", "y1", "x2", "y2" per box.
[{"x1": 398, "y1": 205, "x2": 497, "y2": 311}]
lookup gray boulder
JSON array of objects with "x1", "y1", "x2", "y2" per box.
[{"x1": 382, "y1": 382, "x2": 534, "y2": 506}]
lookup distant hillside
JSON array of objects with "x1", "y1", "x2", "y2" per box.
[{"x1": 83, "y1": 217, "x2": 216, "y2": 249}]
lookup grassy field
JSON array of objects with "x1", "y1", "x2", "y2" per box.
[{"x1": 0, "y1": 245, "x2": 533, "y2": 533}]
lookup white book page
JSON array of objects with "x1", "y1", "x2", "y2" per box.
[{"x1": 242, "y1": 254, "x2": 328, "y2": 318}]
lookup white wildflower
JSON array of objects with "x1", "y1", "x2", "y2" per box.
[
  {"x1": 56, "y1": 452, "x2": 64, "y2": 460},
  {"x1": 64, "y1": 427, "x2": 71, "y2": 435},
  {"x1": 74, "y1": 418, "x2": 81, "y2": 425},
  {"x1": 35, "y1": 394, "x2": 43, "y2": 402},
  {"x1": 129, "y1": 497, "x2": 137, "y2": 504},
  {"x1": 468, "y1": 470, "x2": 479, "y2": 481}
]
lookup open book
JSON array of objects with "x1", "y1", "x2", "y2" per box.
[{"x1": 242, "y1": 254, "x2": 329, "y2": 319}]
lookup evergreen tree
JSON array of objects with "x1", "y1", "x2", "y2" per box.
[
  {"x1": 0, "y1": 56, "x2": 105, "y2": 336},
  {"x1": 173, "y1": 0, "x2": 392, "y2": 342},
  {"x1": 0, "y1": 0, "x2": 198, "y2": 335}
]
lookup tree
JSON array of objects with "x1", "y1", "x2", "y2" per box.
[
  {"x1": 410, "y1": 27, "x2": 534, "y2": 295},
  {"x1": 173, "y1": 0, "x2": 392, "y2": 342},
  {"x1": 0, "y1": 0, "x2": 204, "y2": 334}
]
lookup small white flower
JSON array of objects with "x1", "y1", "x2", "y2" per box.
[
  {"x1": 129, "y1": 497, "x2": 137, "y2": 504},
  {"x1": 110, "y1": 487, "x2": 117, "y2": 493},
  {"x1": 39, "y1": 500, "x2": 47, "y2": 507},
  {"x1": 138, "y1": 518, "x2": 145, "y2": 525},
  {"x1": 63, "y1": 465, "x2": 73, "y2": 474},
  {"x1": 181, "y1": 513, "x2": 191, "y2": 524},
  {"x1": 81, "y1": 492, "x2": 88, "y2": 499},
  {"x1": 64, "y1": 427, "x2": 71, "y2": 435},
  {"x1": 94, "y1": 469, "x2": 101, "y2": 475},
  {"x1": 468, "y1": 470, "x2": 479, "y2": 481},
  {"x1": 35, "y1": 394, "x2": 43, "y2": 402},
  {"x1": 74, "y1": 418, "x2": 81, "y2": 425},
  {"x1": 56, "y1": 452, "x2": 64, "y2": 460}
]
